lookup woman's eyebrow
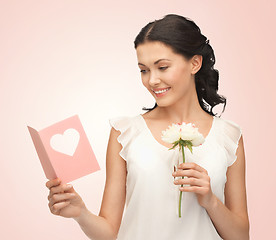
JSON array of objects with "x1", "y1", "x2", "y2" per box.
[{"x1": 138, "y1": 58, "x2": 171, "y2": 66}]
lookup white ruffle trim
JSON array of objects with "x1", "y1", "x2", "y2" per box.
[
  {"x1": 109, "y1": 116, "x2": 136, "y2": 162},
  {"x1": 222, "y1": 118, "x2": 242, "y2": 167}
]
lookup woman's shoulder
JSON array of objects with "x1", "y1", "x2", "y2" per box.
[
  {"x1": 214, "y1": 115, "x2": 243, "y2": 166},
  {"x1": 109, "y1": 113, "x2": 141, "y2": 122},
  {"x1": 214, "y1": 115, "x2": 242, "y2": 134},
  {"x1": 108, "y1": 114, "x2": 142, "y2": 161},
  {"x1": 108, "y1": 113, "x2": 142, "y2": 132}
]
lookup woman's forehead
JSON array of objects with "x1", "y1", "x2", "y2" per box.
[
  {"x1": 136, "y1": 41, "x2": 187, "y2": 65},
  {"x1": 136, "y1": 42, "x2": 176, "y2": 62}
]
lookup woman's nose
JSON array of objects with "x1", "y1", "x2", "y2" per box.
[{"x1": 149, "y1": 72, "x2": 161, "y2": 86}]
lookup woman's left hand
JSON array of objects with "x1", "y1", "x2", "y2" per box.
[{"x1": 172, "y1": 162, "x2": 215, "y2": 209}]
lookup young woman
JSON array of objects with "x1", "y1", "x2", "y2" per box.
[{"x1": 46, "y1": 14, "x2": 250, "y2": 240}]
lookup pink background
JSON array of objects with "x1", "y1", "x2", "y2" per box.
[{"x1": 1, "y1": 0, "x2": 275, "y2": 239}]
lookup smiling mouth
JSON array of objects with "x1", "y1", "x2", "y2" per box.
[
  {"x1": 152, "y1": 87, "x2": 171, "y2": 94},
  {"x1": 152, "y1": 87, "x2": 171, "y2": 98}
]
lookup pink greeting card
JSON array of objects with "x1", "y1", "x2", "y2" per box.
[{"x1": 27, "y1": 115, "x2": 100, "y2": 183}]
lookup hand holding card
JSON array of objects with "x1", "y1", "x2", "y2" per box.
[{"x1": 27, "y1": 115, "x2": 100, "y2": 183}]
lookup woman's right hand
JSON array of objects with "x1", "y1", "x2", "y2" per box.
[{"x1": 46, "y1": 178, "x2": 87, "y2": 219}]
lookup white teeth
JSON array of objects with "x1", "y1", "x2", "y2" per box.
[{"x1": 154, "y1": 88, "x2": 170, "y2": 94}]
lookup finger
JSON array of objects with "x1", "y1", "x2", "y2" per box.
[
  {"x1": 177, "y1": 162, "x2": 208, "y2": 174},
  {"x1": 179, "y1": 186, "x2": 209, "y2": 195},
  {"x1": 174, "y1": 169, "x2": 203, "y2": 179},
  {"x1": 48, "y1": 192, "x2": 75, "y2": 204},
  {"x1": 63, "y1": 185, "x2": 75, "y2": 194},
  {"x1": 174, "y1": 177, "x2": 204, "y2": 187},
  {"x1": 50, "y1": 201, "x2": 70, "y2": 215},
  {"x1": 48, "y1": 184, "x2": 73, "y2": 200},
  {"x1": 46, "y1": 178, "x2": 61, "y2": 189}
]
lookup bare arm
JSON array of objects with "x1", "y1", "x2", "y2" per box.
[
  {"x1": 204, "y1": 135, "x2": 250, "y2": 239},
  {"x1": 73, "y1": 127, "x2": 127, "y2": 239}
]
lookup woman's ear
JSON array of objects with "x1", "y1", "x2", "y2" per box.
[{"x1": 190, "y1": 55, "x2": 203, "y2": 75}]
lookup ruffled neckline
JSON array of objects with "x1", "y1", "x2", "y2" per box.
[{"x1": 138, "y1": 114, "x2": 217, "y2": 151}]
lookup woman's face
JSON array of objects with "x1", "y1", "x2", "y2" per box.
[{"x1": 136, "y1": 41, "x2": 201, "y2": 108}]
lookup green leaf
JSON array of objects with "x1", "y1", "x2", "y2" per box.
[
  {"x1": 169, "y1": 141, "x2": 179, "y2": 150},
  {"x1": 172, "y1": 140, "x2": 180, "y2": 146},
  {"x1": 187, "y1": 143, "x2": 193, "y2": 154}
]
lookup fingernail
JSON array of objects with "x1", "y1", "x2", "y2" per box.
[{"x1": 66, "y1": 184, "x2": 73, "y2": 188}]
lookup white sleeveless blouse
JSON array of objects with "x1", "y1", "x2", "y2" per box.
[{"x1": 109, "y1": 114, "x2": 242, "y2": 240}]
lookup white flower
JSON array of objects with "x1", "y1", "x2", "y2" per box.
[{"x1": 161, "y1": 122, "x2": 205, "y2": 148}]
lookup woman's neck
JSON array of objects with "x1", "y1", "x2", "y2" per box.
[{"x1": 155, "y1": 88, "x2": 208, "y2": 123}]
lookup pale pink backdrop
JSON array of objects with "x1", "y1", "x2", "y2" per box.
[{"x1": 1, "y1": 0, "x2": 275, "y2": 239}]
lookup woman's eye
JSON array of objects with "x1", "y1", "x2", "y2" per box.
[
  {"x1": 140, "y1": 69, "x2": 147, "y2": 74},
  {"x1": 159, "y1": 66, "x2": 168, "y2": 70}
]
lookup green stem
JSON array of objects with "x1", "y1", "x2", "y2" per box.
[{"x1": 178, "y1": 145, "x2": 185, "y2": 218}]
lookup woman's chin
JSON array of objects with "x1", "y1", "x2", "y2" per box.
[{"x1": 155, "y1": 99, "x2": 172, "y2": 108}]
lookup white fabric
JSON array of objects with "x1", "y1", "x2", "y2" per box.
[{"x1": 109, "y1": 114, "x2": 242, "y2": 240}]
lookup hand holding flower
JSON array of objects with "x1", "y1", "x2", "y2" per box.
[{"x1": 172, "y1": 162, "x2": 215, "y2": 209}]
